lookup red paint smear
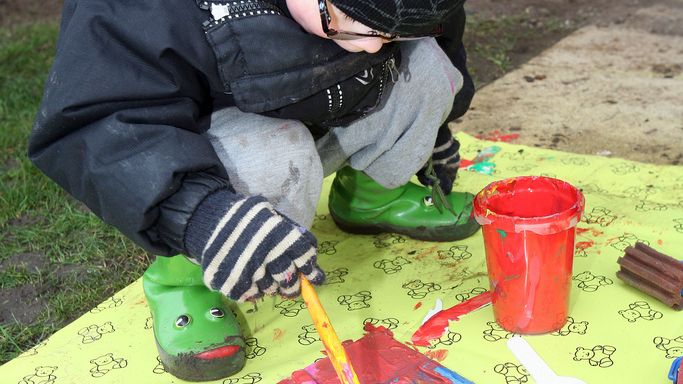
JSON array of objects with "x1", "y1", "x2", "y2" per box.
[
  {"x1": 279, "y1": 325, "x2": 464, "y2": 383},
  {"x1": 658, "y1": 239, "x2": 664, "y2": 246},
  {"x1": 576, "y1": 227, "x2": 604, "y2": 237},
  {"x1": 195, "y1": 345, "x2": 240, "y2": 360},
  {"x1": 411, "y1": 292, "x2": 492, "y2": 347},
  {"x1": 495, "y1": 134, "x2": 519, "y2": 142},
  {"x1": 414, "y1": 302, "x2": 423, "y2": 310},
  {"x1": 475, "y1": 130, "x2": 520, "y2": 142},
  {"x1": 425, "y1": 349, "x2": 449, "y2": 362},
  {"x1": 273, "y1": 328, "x2": 285, "y2": 342},
  {"x1": 459, "y1": 159, "x2": 475, "y2": 168},
  {"x1": 576, "y1": 240, "x2": 594, "y2": 251}
]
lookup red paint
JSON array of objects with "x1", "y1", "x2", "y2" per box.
[
  {"x1": 576, "y1": 228, "x2": 590, "y2": 235},
  {"x1": 279, "y1": 325, "x2": 465, "y2": 383},
  {"x1": 576, "y1": 228, "x2": 603, "y2": 237},
  {"x1": 475, "y1": 130, "x2": 520, "y2": 142},
  {"x1": 473, "y1": 176, "x2": 585, "y2": 334},
  {"x1": 414, "y1": 302, "x2": 423, "y2": 310},
  {"x1": 496, "y1": 134, "x2": 520, "y2": 142},
  {"x1": 285, "y1": 271, "x2": 294, "y2": 282},
  {"x1": 658, "y1": 239, "x2": 664, "y2": 246},
  {"x1": 195, "y1": 345, "x2": 241, "y2": 360},
  {"x1": 411, "y1": 292, "x2": 492, "y2": 347},
  {"x1": 576, "y1": 240, "x2": 594, "y2": 250},
  {"x1": 273, "y1": 328, "x2": 285, "y2": 341},
  {"x1": 459, "y1": 159, "x2": 475, "y2": 168},
  {"x1": 425, "y1": 349, "x2": 449, "y2": 362}
]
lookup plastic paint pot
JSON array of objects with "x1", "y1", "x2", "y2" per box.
[{"x1": 473, "y1": 176, "x2": 585, "y2": 334}]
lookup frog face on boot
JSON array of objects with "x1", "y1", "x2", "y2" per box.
[{"x1": 145, "y1": 283, "x2": 246, "y2": 381}]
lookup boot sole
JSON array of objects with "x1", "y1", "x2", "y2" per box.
[
  {"x1": 156, "y1": 338, "x2": 246, "y2": 382},
  {"x1": 330, "y1": 211, "x2": 480, "y2": 242}
]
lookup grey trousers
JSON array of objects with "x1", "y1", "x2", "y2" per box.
[{"x1": 204, "y1": 38, "x2": 463, "y2": 229}]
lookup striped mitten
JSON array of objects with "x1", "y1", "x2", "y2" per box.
[
  {"x1": 417, "y1": 125, "x2": 461, "y2": 194},
  {"x1": 184, "y1": 189, "x2": 325, "y2": 302}
]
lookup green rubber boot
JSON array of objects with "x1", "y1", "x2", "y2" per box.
[
  {"x1": 143, "y1": 255, "x2": 246, "y2": 381},
  {"x1": 328, "y1": 167, "x2": 480, "y2": 241}
]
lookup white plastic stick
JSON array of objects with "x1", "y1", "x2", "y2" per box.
[
  {"x1": 421, "y1": 298, "x2": 443, "y2": 325},
  {"x1": 507, "y1": 337, "x2": 557, "y2": 382},
  {"x1": 507, "y1": 337, "x2": 587, "y2": 384}
]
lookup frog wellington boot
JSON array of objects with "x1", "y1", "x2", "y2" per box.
[
  {"x1": 143, "y1": 255, "x2": 246, "y2": 381},
  {"x1": 328, "y1": 167, "x2": 480, "y2": 241}
]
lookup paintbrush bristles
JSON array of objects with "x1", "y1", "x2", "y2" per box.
[{"x1": 300, "y1": 276, "x2": 361, "y2": 384}]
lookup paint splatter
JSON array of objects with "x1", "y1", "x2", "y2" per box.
[
  {"x1": 576, "y1": 228, "x2": 590, "y2": 235},
  {"x1": 278, "y1": 325, "x2": 473, "y2": 383},
  {"x1": 475, "y1": 130, "x2": 520, "y2": 143},
  {"x1": 460, "y1": 159, "x2": 475, "y2": 168},
  {"x1": 413, "y1": 245, "x2": 440, "y2": 262},
  {"x1": 460, "y1": 146, "x2": 501, "y2": 176},
  {"x1": 425, "y1": 349, "x2": 449, "y2": 362},
  {"x1": 466, "y1": 162, "x2": 496, "y2": 175},
  {"x1": 576, "y1": 240, "x2": 594, "y2": 251},
  {"x1": 497, "y1": 229, "x2": 507, "y2": 238},
  {"x1": 412, "y1": 292, "x2": 492, "y2": 347},
  {"x1": 576, "y1": 227, "x2": 604, "y2": 237},
  {"x1": 273, "y1": 328, "x2": 285, "y2": 342},
  {"x1": 414, "y1": 302, "x2": 423, "y2": 310}
]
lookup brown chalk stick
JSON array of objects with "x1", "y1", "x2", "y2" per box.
[
  {"x1": 617, "y1": 256, "x2": 679, "y2": 293},
  {"x1": 617, "y1": 242, "x2": 682, "y2": 311},
  {"x1": 624, "y1": 243, "x2": 683, "y2": 283},
  {"x1": 616, "y1": 270, "x2": 682, "y2": 310}
]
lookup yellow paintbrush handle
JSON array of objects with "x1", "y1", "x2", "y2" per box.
[{"x1": 300, "y1": 276, "x2": 360, "y2": 384}]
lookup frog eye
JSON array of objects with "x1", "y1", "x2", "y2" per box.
[
  {"x1": 210, "y1": 308, "x2": 225, "y2": 318},
  {"x1": 423, "y1": 195, "x2": 434, "y2": 206},
  {"x1": 175, "y1": 315, "x2": 191, "y2": 328}
]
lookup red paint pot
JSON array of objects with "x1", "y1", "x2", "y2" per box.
[{"x1": 473, "y1": 176, "x2": 585, "y2": 334}]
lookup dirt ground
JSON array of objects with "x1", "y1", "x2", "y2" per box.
[
  {"x1": 1, "y1": 0, "x2": 681, "y2": 339},
  {"x1": 461, "y1": 0, "x2": 683, "y2": 166},
  {"x1": 0, "y1": 0, "x2": 63, "y2": 27}
]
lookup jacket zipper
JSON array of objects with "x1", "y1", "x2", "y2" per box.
[
  {"x1": 386, "y1": 56, "x2": 399, "y2": 83},
  {"x1": 371, "y1": 54, "x2": 397, "y2": 113},
  {"x1": 203, "y1": 0, "x2": 281, "y2": 29}
]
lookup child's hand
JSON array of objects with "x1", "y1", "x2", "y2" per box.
[{"x1": 186, "y1": 193, "x2": 324, "y2": 302}]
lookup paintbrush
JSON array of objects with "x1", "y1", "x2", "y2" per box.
[{"x1": 299, "y1": 275, "x2": 360, "y2": 384}]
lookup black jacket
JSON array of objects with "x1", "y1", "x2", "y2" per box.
[{"x1": 28, "y1": 0, "x2": 473, "y2": 255}]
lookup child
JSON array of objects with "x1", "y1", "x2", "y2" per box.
[{"x1": 28, "y1": 0, "x2": 478, "y2": 380}]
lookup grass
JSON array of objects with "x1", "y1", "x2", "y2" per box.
[
  {"x1": 0, "y1": 22, "x2": 150, "y2": 364},
  {"x1": 465, "y1": 14, "x2": 571, "y2": 85}
]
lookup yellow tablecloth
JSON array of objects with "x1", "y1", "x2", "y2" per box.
[{"x1": 3, "y1": 133, "x2": 682, "y2": 384}]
